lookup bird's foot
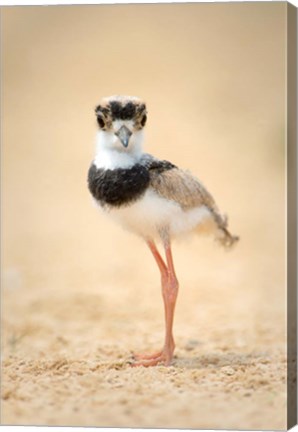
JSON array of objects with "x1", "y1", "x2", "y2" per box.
[{"x1": 131, "y1": 347, "x2": 174, "y2": 367}]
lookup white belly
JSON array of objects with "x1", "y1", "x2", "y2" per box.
[{"x1": 100, "y1": 189, "x2": 215, "y2": 240}]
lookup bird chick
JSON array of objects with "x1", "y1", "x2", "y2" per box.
[{"x1": 88, "y1": 95, "x2": 239, "y2": 367}]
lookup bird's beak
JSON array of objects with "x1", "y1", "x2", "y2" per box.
[{"x1": 115, "y1": 125, "x2": 132, "y2": 148}]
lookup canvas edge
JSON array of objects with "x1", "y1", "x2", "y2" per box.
[{"x1": 287, "y1": 1, "x2": 298, "y2": 430}]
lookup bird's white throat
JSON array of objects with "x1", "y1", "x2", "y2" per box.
[{"x1": 94, "y1": 130, "x2": 144, "y2": 170}]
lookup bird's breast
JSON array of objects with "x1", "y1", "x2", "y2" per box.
[
  {"x1": 101, "y1": 188, "x2": 214, "y2": 240},
  {"x1": 88, "y1": 163, "x2": 150, "y2": 207},
  {"x1": 88, "y1": 162, "x2": 215, "y2": 241}
]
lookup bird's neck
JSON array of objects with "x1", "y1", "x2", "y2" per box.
[{"x1": 94, "y1": 130, "x2": 144, "y2": 170}]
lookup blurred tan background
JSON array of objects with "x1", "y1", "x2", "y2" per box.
[{"x1": 1, "y1": 3, "x2": 287, "y2": 429}]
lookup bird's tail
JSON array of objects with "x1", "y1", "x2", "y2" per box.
[{"x1": 212, "y1": 211, "x2": 239, "y2": 249}]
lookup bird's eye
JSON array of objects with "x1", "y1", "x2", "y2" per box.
[
  {"x1": 141, "y1": 114, "x2": 147, "y2": 127},
  {"x1": 97, "y1": 117, "x2": 105, "y2": 128}
]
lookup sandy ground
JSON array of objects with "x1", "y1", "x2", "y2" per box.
[
  {"x1": 1, "y1": 3, "x2": 288, "y2": 430},
  {"x1": 1, "y1": 171, "x2": 287, "y2": 429}
]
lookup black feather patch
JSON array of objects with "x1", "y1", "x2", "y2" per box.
[
  {"x1": 147, "y1": 159, "x2": 176, "y2": 173},
  {"x1": 88, "y1": 156, "x2": 176, "y2": 208},
  {"x1": 139, "y1": 154, "x2": 176, "y2": 172},
  {"x1": 88, "y1": 164, "x2": 150, "y2": 207},
  {"x1": 110, "y1": 101, "x2": 136, "y2": 120}
]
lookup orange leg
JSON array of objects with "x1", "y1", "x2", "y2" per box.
[{"x1": 132, "y1": 238, "x2": 179, "y2": 367}]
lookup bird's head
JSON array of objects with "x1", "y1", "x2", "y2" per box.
[{"x1": 95, "y1": 95, "x2": 147, "y2": 152}]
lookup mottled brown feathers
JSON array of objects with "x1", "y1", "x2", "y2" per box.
[{"x1": 149, "y1": 167, "x2": 214, "y2": 211}]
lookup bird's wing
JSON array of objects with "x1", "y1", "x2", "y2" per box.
[
  {"x1": 140, "y1": 153, "x2": 218, "y2": 212},
  {"x1": 140, "y1": 153, "x2": 239, "y2": 247}
]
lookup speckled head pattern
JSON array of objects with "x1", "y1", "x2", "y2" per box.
[{"x1": 95, "y1": 95, "x2": 147, "y2": 131}]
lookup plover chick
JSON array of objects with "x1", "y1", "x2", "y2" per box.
[{"x1": 88, "y1": 95, "x2": 239, "y2": 367}]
